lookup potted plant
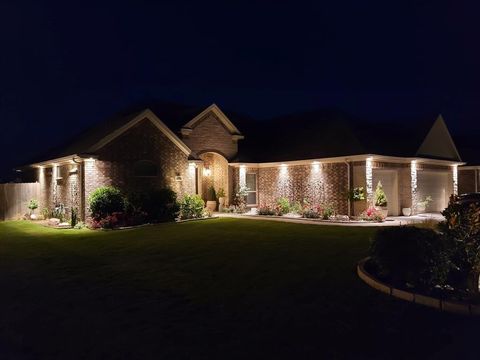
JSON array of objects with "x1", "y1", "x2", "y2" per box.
[
  {"x1": 28, "y1": 199, "x2": 39, "y2": 220},
  {"x1": 417, "y1": 196, "x2": 433, "y2": 213},
  {"x1": 217, "y1": 188, "x2": 226, "y2": 212},
  {"x1": 374, "y1": 181, "x2": 388, "y2": 218},
  {"x1": 348, "y1": 187, "x2": 365, "y2": 201},
  {"x1": 206, "y1": 186, "x2": 217, "y2": 212}
]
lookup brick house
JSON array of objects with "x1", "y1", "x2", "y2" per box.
[{"x1": 24, "y1": 103, "x2": 464, "y2": 220}]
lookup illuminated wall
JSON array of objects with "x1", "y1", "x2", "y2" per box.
[
  {"x1": 365, "y1": 158, "x2": 373, "y2": 205},
  {"x1": 411, "y1": 160, "x2": 418, "y2": 214}
]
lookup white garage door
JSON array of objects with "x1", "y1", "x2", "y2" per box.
[
  {"x1": 417, "y1": 171, "x2": 450, "y2": 213},
  {"x1": 373, "y1": 169, "x2": 399, "y2": 216}
]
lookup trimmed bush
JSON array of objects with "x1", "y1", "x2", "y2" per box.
[
  {"x1": 179, "y1": 194, "x2": 205, "y2": 220},
  {"x1": 258, "y1": 204, "x2": 276, "y2": 216},
  {"x1": 88, "y1": 186, "x2": 125, "y2": 219},
  {"x1": 370, "y1": 227, "x2": 451, "y2": 290},
  {"x1": 127, "y1": 188, "x2": 179, "y2": 223},
  {"x1": 276, "y1": 197, "x2": 290, "y2": 215}
]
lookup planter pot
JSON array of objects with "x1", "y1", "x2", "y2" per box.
[
  {"x1": 402, "y1": 207, "x2": 412, "y2": 216},
  {"x1": 375, "y1": 206, "x2": 388, "y2": 218},
  {"x1": 417, "y1": 205, "x2": 426, "y2": 213},
  {"x1": 218, "y1": 197, "x2": 225, "y2": 212},
  {"x1": 206, "y1": 201, "x2": 217, "y2": 212},
  {"x1": 30, "y1": 213, "x2": 37, "y2": 220}
]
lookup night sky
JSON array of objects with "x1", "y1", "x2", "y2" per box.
[{"x1": 1, "y1": 0, "x2": 479, "y2": 180}]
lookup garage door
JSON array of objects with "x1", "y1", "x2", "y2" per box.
[
  {"x1": 373, "y1": 170, "x2": 399, "y2": 216},
  {"x1": 417, "y1": 171, "x2": 450, "y2": 212}
]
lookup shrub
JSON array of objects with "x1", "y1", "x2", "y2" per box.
[
  {"x1": 233, "y1": 185, "x2": 249, "y2": 213},
  {"x1": 370, "y1": 227, "x2": 451, "y2": 290},
  {"x1": 275, "y1": 197, "x2": 290, "y2": 215},
  {"x1": 88, "y1": 186, "x2": 125, "y2": 219},
  {"x1": 320, "y1": 204, "x2": 335, "y2": 220},
  {"x1": 360, "y1": 206, "x2": 385, "y2": 222},
  {"x1": 258, "y1": 204, "x2": 276, "y2": 216},
  {"x1": 440, "y1": 195, "x2": 480, "y2": 294},
  {"x1": 374, "y1": 181, "x2": 388, "y2": 207},
  {"x1": 217, "y1": 188, "x2": 225, "y2": 198},
  {"x1": 303, "y1": 209, "x2": 320, "y2": 218},
  {"x1": 290, "y1": 201, "x2": 303, "y2": 215},
  {"x1": 71, "y1": 208, "x2": 78, "y2": 227},
  {"x1": 127, "y1": 188, "x2": 179, "y2": 222},
  {"x1": 348, "y1": 187, "x2": 365, "y2": 201},
  {"x1": 206, "y1": 186, "x2": 216, "y2": 202},
  {"x1": 52, "y1": 204, "x2": 66, "y2": 222},
  {"x1": 179, "y1": 194, "x2": 205, "y2": 219}
]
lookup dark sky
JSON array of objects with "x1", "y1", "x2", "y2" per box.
[{"x1": 1, "y1": 0, "x2": 479, "y2": 180}]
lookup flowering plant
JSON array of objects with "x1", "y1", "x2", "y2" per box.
[{"x1": 360, "y1": 206, "x2": 385, "y2": 222}]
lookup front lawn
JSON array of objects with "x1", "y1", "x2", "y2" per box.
[{"x1": 0, "y1": 219, "x2": 478, "y2": 359}]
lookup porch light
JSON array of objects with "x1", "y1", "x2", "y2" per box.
[{"x1": 204, "y1": 167, "x2": 211, "y2": 176}]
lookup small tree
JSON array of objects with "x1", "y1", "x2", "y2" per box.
[
  {"x1": 28, "y1": 199, "x2": 38, "y2": 215},
  {"x1": 374, "y1": 181, "x2": 388, "y2": 207}
]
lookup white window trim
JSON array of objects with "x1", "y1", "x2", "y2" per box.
[{"x1": 246, "y1": 172, "x2": 258, "y2": 206}]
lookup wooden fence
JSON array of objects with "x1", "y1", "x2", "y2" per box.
[{"x1": 0, "y1": 183, "x2": 40, "y2": 221}]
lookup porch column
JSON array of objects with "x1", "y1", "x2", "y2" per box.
[
  {"x1": 452, "y1": 165, "x2": 458, "y2": 196},
  {"x1": 365, "y1": 157, "x2": 373, "y2": 205},
  {"x1": 411, "y1": 160, "x2": 418, "y2": 214},
  {"x1": 239, "y1": 165, "x2": 246, "y2": 188}
]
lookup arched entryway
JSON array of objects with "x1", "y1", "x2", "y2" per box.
[{"x1": 199, "y1": 152, "x2": 229, "y2": 205}]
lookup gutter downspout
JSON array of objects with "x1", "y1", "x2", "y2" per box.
[
  {"x1": 345, "y1": 161, "x2": 351, "y2": 217},
  {"x1": 476, "y1": 169, "x2": 479, "y2": 193}
]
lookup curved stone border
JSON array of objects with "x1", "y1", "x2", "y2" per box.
[{"x1": 357, "y1": 257, "x2": 480, "y2": 316}]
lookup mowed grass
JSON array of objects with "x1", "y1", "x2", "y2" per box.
[{"x1": 0, "y1": 219, "x2": 478, "y2": 359}]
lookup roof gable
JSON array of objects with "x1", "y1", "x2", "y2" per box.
[
  {"x1": 416, "y1": 114, "x2": 461, "y2": 161},
  {"x1": 181, "y1": 104, "x2": 243, "y2": 136},
  {"x1": 89, "y1": 109, "x2": 191, "y2": 156}
]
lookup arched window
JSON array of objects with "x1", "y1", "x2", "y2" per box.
[{"x1": 133, "y1": 160, "x2": 158, "y2": 177}]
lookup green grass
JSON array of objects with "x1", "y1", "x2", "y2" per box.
[{"x1": 0, "y1": 219, "x2": 478, "y2": 359}]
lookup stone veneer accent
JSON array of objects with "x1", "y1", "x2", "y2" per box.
[{"x1": 181, "y1": 112, "x2": 238, "y2": 160}]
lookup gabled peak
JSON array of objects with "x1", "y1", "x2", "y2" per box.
[{"x1": 416, "y1": 114, "x2": 461, "y2": 161}]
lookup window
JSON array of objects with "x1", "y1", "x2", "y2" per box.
[
  {"x1": 246, "y1": 173, "x2": 257, "y2": 205},
  {"x1": 133, "y1": 160, "x2": 158, "y2": 177}
]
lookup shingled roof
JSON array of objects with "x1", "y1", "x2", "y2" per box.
[
  {"x1": 27, "y1": 102, "x2": 461, "y2": 166},
  {"x1": 234, "y1": 110, "x2": 453, "y2": 162}
]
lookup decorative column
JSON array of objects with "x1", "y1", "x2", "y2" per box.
[
  {"x1": 411, "y1": 160, "x2": 418, "y2": 214},
  {"x1": 365, "y1": 157, "x2": 373, "y2": 205},
  {"x1": 452, "y1": 164, "x2": 458, "y2": 196},
  {"x1": 239, "y1": 165, "x2": 246, "y2": 188}
]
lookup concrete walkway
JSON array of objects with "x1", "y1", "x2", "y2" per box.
[{"x1": 216, "y1": 212, "x2": 444, "y2": 227}]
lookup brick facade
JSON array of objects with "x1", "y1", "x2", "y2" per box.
[
  {"x1": 233, "y1": 163, "x2": 349, "y2": 215},
  {"x1": 82, "y1": 119, "x2": 195, "y2": 218},
  {"x1": 458, "y1": 169, "x2": 478, "y2": 194},
  {"x1": 181, "y1": 112, "x2": 238, "y2": 160},
  {"x1": 38, "y1": 163, "x2": 82, "y2": 219}
]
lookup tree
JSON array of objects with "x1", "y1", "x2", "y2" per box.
[{"x1": 374, "y1": 181, "x2": 388, "y2": 207}]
